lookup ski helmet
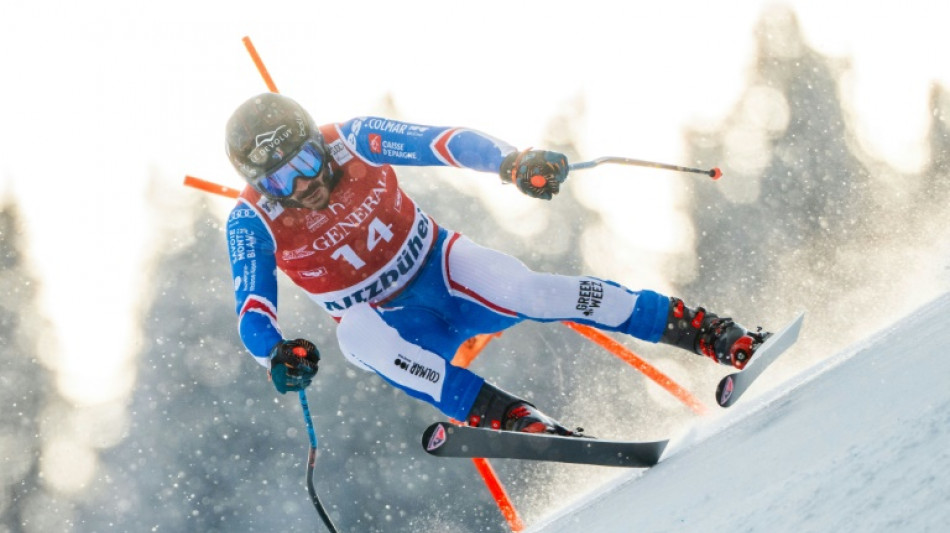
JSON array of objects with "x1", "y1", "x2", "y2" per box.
[{"x1": 225, "y1": 93, "x2": 325, "y2": 192}]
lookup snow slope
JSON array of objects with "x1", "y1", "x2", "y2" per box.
[{"x1": 530, "y1": 293, "x2": 950, "y2": 532}]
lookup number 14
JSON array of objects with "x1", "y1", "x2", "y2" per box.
[{"x1": 330, "y1": 217, "x2": 394, "y2": 269}]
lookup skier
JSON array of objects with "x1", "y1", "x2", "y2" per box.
[{"x1": 224, "y1": 93, "x2": 768, "y2": 435}]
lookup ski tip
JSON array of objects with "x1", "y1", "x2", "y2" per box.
[
  {"x1": 631, "y1": 438, "x2": 671, "y2": 466},
  {"x1": 422, "y1": 422, "x2": 450, "y2": 454},
  {"x1": 773, "y1": 312, "x2": 806, "y2": 348},
  {"x1": 652, "y1": 439, "x2": 671, "y2": 464}
]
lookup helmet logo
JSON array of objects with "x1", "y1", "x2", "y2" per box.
[
  {"x1": 295, "y1": 113, "x2": 309, "y2": 137},
  {"x1": 249, "y1": 125, "x2": 293, "y2": 164},
  {"x1": 255, "y1": 125, "x2": 288, "y2": 147}
]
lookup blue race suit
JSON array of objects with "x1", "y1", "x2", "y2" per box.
[{"x1": 226, "y1": 117, "x2": 670, "y2": 420}]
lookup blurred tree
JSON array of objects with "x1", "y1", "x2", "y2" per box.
[
  {"x1": 920, "y1": 84, "x2": 950, "y2": 209},
  {"x1": 680, "y1": 6, "x2": 950, "y2": 368},
  {"x1": 682, "y1": 6, "x2": 876, "y2": 323},
  {"x1": 74, "y1": 202, "x2": 300, "y2": 532},
  {"x1": 0, "y1": 202, "x2": 70, "y2": 532}
]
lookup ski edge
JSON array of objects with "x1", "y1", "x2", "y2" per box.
[{"x1": 422, "y1": 422, "x2": 668, "y2": 468}]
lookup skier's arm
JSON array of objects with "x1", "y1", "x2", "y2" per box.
[
  {"x1": 337, "y1": 117, "x2": 515, "y2": 172},
  {"x1": 226, "y1": 205, "x2": 322, "y2": 394},
  {"x1": 335, "y1": 117, "x2": 568, "y2": 199},
  {"x1": 226, "y1": 204, "x2": 283, "y2": 367}
]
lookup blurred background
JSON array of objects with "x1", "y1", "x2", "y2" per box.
[{"x1": 2, "y1": 1, "x2": 950, "y2": 531}]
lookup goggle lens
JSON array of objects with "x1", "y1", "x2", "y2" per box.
[{"x1": 255, "y1": 141, "x2": 326, "y2": 198}]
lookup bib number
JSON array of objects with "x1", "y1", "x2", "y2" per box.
[{"x1": 330, "y1": 217, "x2": 394, "y2": 270}]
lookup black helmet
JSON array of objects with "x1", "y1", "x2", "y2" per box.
[{"x1": 225, "y1": 93, "x2": 322, "y2": 186}]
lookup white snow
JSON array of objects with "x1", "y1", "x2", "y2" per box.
[{"x1": 530, "y1": 293, "x2": 950, "y2": 532}]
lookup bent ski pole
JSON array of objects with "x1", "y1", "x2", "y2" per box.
[
  {"x1": 569, "y1": 157, "x2": 722, "y2": 180},
  {"x1": 299, "y1": 390, "x2": 340, "y2": 533}
]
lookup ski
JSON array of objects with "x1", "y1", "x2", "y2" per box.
[
  {"x1": 422, "y1": 422, "x2": 668, "y2": 468},
  {"x1": 716, "y1": 312, "x2": 805, "y2": 408}
]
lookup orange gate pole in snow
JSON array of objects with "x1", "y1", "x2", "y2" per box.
[
  {"x1": 183, "y1": 175, "x2": 242, "y2": 199},
  {"x1": 242, "y1": 36, "x2": 279, "y2": 94},
  {"x1": 562, "y1": 322, "x2": 709, "y2": 415},
  {"x1": 450, "y1": 334, "x2": 525, "y2": 531}
]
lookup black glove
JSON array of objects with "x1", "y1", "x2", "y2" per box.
[
  {"x1": 499, "y1": 149, "x2": 569, "y2": 200},
  {"x1": 268, "y1": 339, "x2": 320, "y2": 394}
]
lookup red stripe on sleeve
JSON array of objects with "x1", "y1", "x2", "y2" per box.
[{"x1": 432, "y1": 129, "x2": 462, "y2": 167}]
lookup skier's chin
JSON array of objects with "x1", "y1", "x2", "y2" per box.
[
  {"x1": 301, "y1": 191, "x2": 330, "y2": 210},
  {"x1": 290, "y1": 184, "x2": 331, "y2": 210}
]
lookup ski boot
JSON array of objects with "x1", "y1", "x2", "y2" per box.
[
  {"x1": 466, "y1": 382, "x2": 576, "y2": 435},
  {"x1": 659, "y1": 297, "x2": 769, "y2": 370}
]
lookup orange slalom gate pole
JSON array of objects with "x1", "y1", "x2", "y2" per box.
[
  {"x1": 562, "y1": 322, "x2": 709, "y2": 415},
  {"x1": 450, "y1": 332, "x2": 503, "y2": 368},
  {"x1": 242, "y1": 36, "x2": 279, "y2": 93},
  {"x1": 183, "y1": 175, "x2": 241, "y2": 199},
  {"x1": 444, "y1": 419, "x2": 523, "y2": 531},
  {"x1": 472, "y1": 458, "x2": 523, "y2": 530},
  {"x1": 451, "y1": 334, "x2": 525, "y2": 532}
]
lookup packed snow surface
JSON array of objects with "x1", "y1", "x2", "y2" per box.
[{"x1": 531, "y1": 294, "x2": 950, "y2": 532}]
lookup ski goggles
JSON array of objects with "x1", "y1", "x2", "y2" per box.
[{"x1": 251, "y1": 139, "x2": 329, "y2": 199}]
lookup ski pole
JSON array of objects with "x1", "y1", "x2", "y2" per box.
[
  {"x1": 569, "y1": 156, "x2": 722, "y2": 180},
  {"x1": 299, "y1": 389, "x2": 340, "y2": 533}
]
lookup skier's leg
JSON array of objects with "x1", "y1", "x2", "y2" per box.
[
  {"x1": 443, "y1": 234, "x2": 668, "y2": 340},
  {"x1": 338, "y1": 303, "x2": 573, "y2": 433},
  {"x1": 445, "y1": 234, "x2": 767, "y2": 369},
  {"x1": 337, "y1": 228, "x2": 549, "y2": 429},
  {"x1": 336, "y1": 303, "x2": 484, "y2": 421}
]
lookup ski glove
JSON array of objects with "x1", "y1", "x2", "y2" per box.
[
  {"x1": 268, "y1": 339, "x2": 320, "y2": 394},
  {"x1": 499, "y1": 149, "x2": 569, "y2": 200}
]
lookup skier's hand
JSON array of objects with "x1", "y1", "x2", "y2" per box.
[
  {"x1": 499, "y1": 149, "x2": 569, "y2": 200},
  {"x1": 268, "y1": 339, "x2": 320, "y2": 394}
]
